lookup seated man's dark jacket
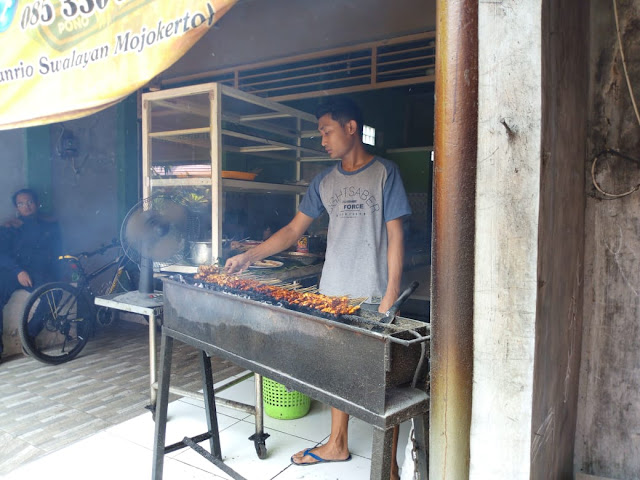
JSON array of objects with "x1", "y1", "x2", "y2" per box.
[{"x1": 0, "y1": 217, "x2": 62, "y2": 286}]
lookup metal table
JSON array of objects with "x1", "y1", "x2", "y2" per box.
[
  {"x1": 94, "y1": 290, "x2": 263, "y2": 422},
  {"x1": 94, "y1": 291, "x2": 164, "y2": 409}
]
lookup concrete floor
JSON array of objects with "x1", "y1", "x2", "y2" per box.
[
  {"x1": 0, "y1": 319, "x2": 415, "y2": 480},
  {"x1": 0, "y1": 319, "x2": 244, "y2": 476}
]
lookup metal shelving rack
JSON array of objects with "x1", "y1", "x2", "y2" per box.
[{"x1": 141, "y1": 82, "x2": 328, "y2": 262}]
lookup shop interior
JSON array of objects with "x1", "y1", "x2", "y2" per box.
[
  {"x1": 143, "y1": 82, "x2": 434, "y2": 321},
  {"x1": 0, "y1": 2, "x2": 436, "y2": 478}
]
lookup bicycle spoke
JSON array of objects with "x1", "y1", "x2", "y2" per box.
[{"x1": 44, "y1": 291, "x2": 59, "y2": 320}]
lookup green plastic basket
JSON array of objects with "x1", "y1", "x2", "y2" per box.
[{"x1": 262, "y1": 377, "x2": 311, "y2": 420}]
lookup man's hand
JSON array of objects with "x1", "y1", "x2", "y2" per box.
[
  {"x1": 17, "y1": 270, "x2": 32, "y2": 288},
  {"x1": 381, "y1": 218, "x2": 405, "y2": 315},
  {"x1": 378, "y1": 291, "x2": 399, "y2": 314},
  {"x1": 224, "y1": 253, "x2": 252, "y2": 274},
  {"x1": 224, "y1": 212, "x2": 314, "y2": 274},
  {"x1": 4, "y1": 218, "x2": 22, "y2": 228}
]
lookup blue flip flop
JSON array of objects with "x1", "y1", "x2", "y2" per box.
[{"x1": 291, "y1": 448, "x2": 352, "y2": 466}]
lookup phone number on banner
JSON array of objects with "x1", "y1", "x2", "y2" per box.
[{"x1": 19, "y1": 0, "x2": 129, "y2": 31}]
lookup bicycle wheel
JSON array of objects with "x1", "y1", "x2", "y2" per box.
[{"x1": 20, "y1": 282, "x2": 92, "y2": 365}]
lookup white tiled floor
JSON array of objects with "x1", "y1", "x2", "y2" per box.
[{"x1": 4, "y1": 372, "x2": 412, "y2": 480}]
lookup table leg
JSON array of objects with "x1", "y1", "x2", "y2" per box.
[
  {"x1": 149, "y1": 311, "x2": 157, "y2": 411},
  {"x1": 152, "y1": 333, "x2": 173, "y2": 480}
]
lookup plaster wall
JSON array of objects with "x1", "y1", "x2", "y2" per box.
[
  {"x1": 49, "y1": 107, "x2": 121, "y2": 259},
  {"x1": 472, "y1": 1, "x2": 542, "y2": 477},
  {"x1": 576, "y1": 0, "x2": 640, "y2": 477},
  {"x1": 0, "y1": 129, "x2": 26, "y2": 220},
  {"x1": 159, "y1": 0, "x2": 435, "y2": 80}
]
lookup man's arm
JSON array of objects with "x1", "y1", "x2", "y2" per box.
[
  {"x1": 379, "y1": 217, "x2": 405, "y2": 313},
  {"x1": 3, "y1": 218, "x2": 22, "y2": 228},
  {"x1": 0, "y1": 227, "x2": 19, "y2": 272},
  {"x1": 225, "y1": 211, "x2": 314, "y2": 273}
]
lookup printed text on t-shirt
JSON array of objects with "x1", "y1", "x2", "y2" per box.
[{"x1": 327, "y1": 186, "x2": 380, "y2": 216}]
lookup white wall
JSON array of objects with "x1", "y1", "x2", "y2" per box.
[{"x1": 471, "y1": 1, "x2": 542, "y2": 477}]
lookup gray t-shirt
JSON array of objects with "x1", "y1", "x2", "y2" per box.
[{"x1": 299, "y1": 156, "x2": 411, "y2": 302}]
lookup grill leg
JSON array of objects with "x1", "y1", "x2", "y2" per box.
[
  {"x1": 254, "y1": 373, "x2": 264, "y2": 435},
  {"x1": 370, "y1": 425, "x2": 394, "y2": 480},
  {"x1": 249, "y1": 373, "x2": 269, "y2": 459},
  {"x1": 152, "y1": 333, "x2": 173, "y2": 480},
  {"x1": 200, "y1": 350, "x2": 222, "y2": 459}
]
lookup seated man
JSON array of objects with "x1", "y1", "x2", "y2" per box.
[{"x1": 0, "y1": 189, "x2": 61, "y2": 362}]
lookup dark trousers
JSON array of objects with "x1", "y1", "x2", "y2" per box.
[{"x1": 0, "y1": 270, "x2": 22, "y2": 355}]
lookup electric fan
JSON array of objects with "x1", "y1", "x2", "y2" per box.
[{"x1": 120, "y1": 195, "x2": 200, "y2": 293}]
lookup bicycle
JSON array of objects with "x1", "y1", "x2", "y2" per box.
[{"x1": 19, "y1": 240, "x2": 139, "y2": 365}]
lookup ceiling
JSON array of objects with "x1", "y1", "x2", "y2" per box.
[{"x1": 158, "y1": 0, "x2": 436, "y2": 84}]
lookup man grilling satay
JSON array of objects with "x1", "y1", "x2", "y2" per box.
[{"x1": 225, "y1": 97, "x2": 411, "y2": 479}]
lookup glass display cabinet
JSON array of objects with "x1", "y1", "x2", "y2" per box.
[{"x1": 141, "y1": 83, "x2": 328, "y2": 264}]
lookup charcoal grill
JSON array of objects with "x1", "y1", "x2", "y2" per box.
[{"x1": 152, "y1": 275, "x2": 430, "y2": 480}]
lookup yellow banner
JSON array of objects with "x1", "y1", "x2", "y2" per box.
[{"x1": 0, "y1": 0, "x2": 236, "y2": 130}]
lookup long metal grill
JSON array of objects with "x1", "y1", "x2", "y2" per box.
[
  {"x1": 158, "y1": 275, "x2": 430, "y2": 479},
  {"x1": 192, "y1": 265, "x2": 363, "y2": 318}
]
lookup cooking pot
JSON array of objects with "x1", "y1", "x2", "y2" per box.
[
  {"x1": 190, "y1": 241, "x2": 212, "y2": 264},
  {"x1": 190, "y1": 240, "x2": 231, "y2": 264}
]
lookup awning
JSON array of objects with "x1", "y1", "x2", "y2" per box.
[{"x1": 0, "y1": 0, "x2": 237, "y2": 130}]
